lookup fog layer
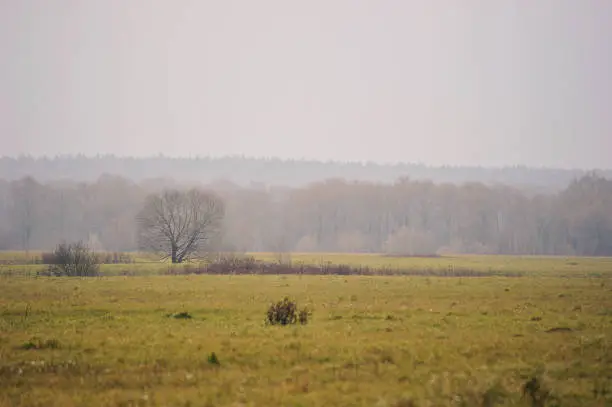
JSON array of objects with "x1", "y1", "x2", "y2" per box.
[{"x1": 2, "y1": 1, "x2": 611, "y2": 168}]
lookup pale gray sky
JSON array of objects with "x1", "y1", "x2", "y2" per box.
[{"x1": 1, "y1": 1, "x2": 611, "y2": 169}]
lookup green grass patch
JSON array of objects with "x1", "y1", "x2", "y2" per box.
[{"x1": 0, "y1": 270, "x2": 610, "y2": 406}]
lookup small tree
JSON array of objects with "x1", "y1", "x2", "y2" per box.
[
  {"x1": 137, "y1": 188, "x2": 224, "y2": 263},
  {"x1": 47, "y1": 241, "x2": 100, "y2": 277}
]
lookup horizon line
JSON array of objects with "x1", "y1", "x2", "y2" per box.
[{"x1": 0, "y1": 153, "x2": 608, "y2": 173}]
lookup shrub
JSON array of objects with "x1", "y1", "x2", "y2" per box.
[
  {"x1": 207, "y1": 352, "x2": 220, "y2": 366},
  {"x1": 298, "y1": 308, "x2": 311, "y2": 325},
  {"x1": 213, "y1": 253, "x2": 258, "y2": 272},
  {"x1": 266, "y1": 297, "x2": 310, "y2": 326},
  {"x1": 522, "y1": 377, "x2": 552, "y2": 407},
  {"x1": 46, "y1": 241, "x2": 100, "y2": 277},
  {"x1": 98, "y1": 252, "x2": 134, "y2": 264},
  {"x1": 42, "y1": 250, "x2": 134, "y2": 266}
]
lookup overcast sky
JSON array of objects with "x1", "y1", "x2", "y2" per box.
[{"x1": 1, "y1": 1, "x2": 611, "y2": 169}]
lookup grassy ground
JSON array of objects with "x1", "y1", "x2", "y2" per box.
[
  {"x1": 254, "y1": 252, "x2": 612, "y2": 277},
  {"x1": 2, "y1": 252, "x2": 612, "y2": 278},
  {"x1": 1, "y1": 259, "x2": 611, "y2": 406}
]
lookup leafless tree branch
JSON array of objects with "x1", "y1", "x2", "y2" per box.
[{"x1": 137, "y1": 188, "x2": 224, "y2": 263}]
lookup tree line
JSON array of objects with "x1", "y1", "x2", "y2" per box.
[
  {"x1": 2, "y1": 155, "x2": 609, "y2": 191},
  {"x1": 0, "y1": 173, "x2": 611, "y2": 256}
]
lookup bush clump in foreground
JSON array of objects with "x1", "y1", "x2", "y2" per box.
[
  {"x1": 266, "y1": 297, "x2": 311, "y2": 326},
  {"x1": 44, "y1": 241, "x2": 100, "y2": 277}
]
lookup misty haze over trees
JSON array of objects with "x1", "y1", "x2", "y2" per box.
[
  {"x1": 0, "y1": 156, "x2": 611, "y2": 256},
  {"x1": 1, "y1": 155, "x2": 610, "y2": 192}
]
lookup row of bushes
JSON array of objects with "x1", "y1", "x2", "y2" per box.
[
  {"x1": 165, "y1": 256, "x2": 522, "y2": 277},
  {"x1": 23, "y1": 248, "x2": 523, "y2": 278}
]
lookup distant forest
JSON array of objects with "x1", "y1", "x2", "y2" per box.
[
  {"x1": 0, "y1": 155, "x2": 611, "y2": 256},
  {"x1": 1, "y1": 155, "x2": 610, "y2": 192}
]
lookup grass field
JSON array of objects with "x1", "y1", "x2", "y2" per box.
[
  {"x1": 2, "y1": 252, "x2": 612, "y2": 278},
  {"x1": 1, "y1": 253, "x2": 611, "y2": 406}
]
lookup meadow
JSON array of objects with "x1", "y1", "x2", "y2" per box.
[
  {"x1": 2, "y1": 252, "x2": 612, "y2": 278},
  {"x1": 0, "y1": 253, "x2": 611, "y2": 406}
]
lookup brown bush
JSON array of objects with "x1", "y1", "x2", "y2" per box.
[
  {"x1": 44, "y1": 241, "x2": 100, "y2": 277},
  {"x1": 42, "y1": 250, "x2": 134, "y2": 265},
  {"x1": 266, "y1": 297, "x2": 310, "y2": 326},
  {"x1": 164, "y1": 258, "x2": 521, "y2": 277}
]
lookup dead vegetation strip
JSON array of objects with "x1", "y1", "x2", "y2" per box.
[{"x1": 165, "y1": 260, "x2": 523, "y2": 278}]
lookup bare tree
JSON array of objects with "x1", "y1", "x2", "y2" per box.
[{"x1": 137, "y1": 188, "x2": 224, "y2": 263}]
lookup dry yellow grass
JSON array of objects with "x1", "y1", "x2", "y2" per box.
[
  {"x1": 1, "y1": 264, "x2": 611, "y2": 406},
  {"x1": 2, "y1": 252, "x2": 612, "y2": 279}
]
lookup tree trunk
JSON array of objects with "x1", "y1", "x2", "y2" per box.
[{"x1": 171, "y1": 244, "x2": 178, "y2": 263}]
